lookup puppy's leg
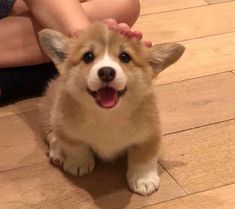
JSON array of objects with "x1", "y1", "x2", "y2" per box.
[
  {"x1": 61, "y1": 140, "x2": 95, "y2": 177},
  {"x1": 127, "y1": 138, "x2": 160, "y2": 196}
]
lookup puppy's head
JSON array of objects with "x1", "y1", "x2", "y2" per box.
[{"x1": 39, "y1": 23, "x2": 185, "y2": 110}]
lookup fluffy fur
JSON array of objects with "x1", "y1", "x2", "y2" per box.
[{"x1": 38, "y1": 23, "x2": 185, "y2": 196}]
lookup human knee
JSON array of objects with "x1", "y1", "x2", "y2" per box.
[{"x1": 116, "y1": 0, "x2": 140, "y2": 27}]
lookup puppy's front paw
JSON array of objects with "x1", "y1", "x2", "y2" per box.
[
  {"x1": 63, "y1": 150, "x2": 95, "y2": 176},
  {"x1": 127, "y1": 170, "x2": 160, "y2": 196}
]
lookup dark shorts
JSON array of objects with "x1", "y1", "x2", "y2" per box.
[
  {"x1": 0, "y1": 63, "x2": 58, "y2": 105},
  {"x1": 0, "y1": 0, "x2": 16, "y2": 18}
]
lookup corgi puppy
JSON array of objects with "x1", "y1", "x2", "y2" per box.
[{"x1": 38, "y1": 23, "x2": 184, "y2": 196}]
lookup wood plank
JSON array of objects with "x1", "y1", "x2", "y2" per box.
[
  {"x1": 134, "y1": 2, "x2": 235, "y2": 43},
  {"x1": 157, "y1": 72, "x2": 235, "y2": 134},
  {"x1": 0, "y1": 161, "x2": 185, "y2": 209},
  {"x1": 0, "y1": 97, "x2": 41, "y2": 118},
  {"x1": 0, "y1": 111, "x2": 47, "y2": 172},
  {"x1": 155, "y1": 32, "x2": 235, "y2": 85},
  {"x1": 160, "y1": 119, "x2": 235, "y2": 193},
  {"x1": 144, "y1": 184, "x2": 235, "y2": 209},
  {"x1": 140, "y1": 0, "x2": 207, "y2": 15}
]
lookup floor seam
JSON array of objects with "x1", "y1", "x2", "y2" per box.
[
  {"x1": 176, "y1": 31, "x2": 235, "y2": 43},
  {"x1": 203, "y1": 0, "x2": 211, "y2": 4},
  {"x1": 205, "y1": 0, "x2": 235, "y2": 5},
  {"x1": 159, "y1": 161, "x2": 187, "y2": 194},
  {"x1": 0, "y1": 160, "x2": 47, "y2": 174},
  {"x1": 140, "y1": 4, "x2": 209, "y2": 17},
  {"x1": 163, "y1": 117, "x2": 235, "y2": 136},
  {"x1": 0, "y1": 108, "x2": 37, "y2": 120},
  {"x1": 139, "y1": 1, "x2": 234, "y2": 17},
  {"x1": 155, "y1": 70, "x2": 235, "y2": 87},
  {"x1": 138, "y1": 182, "x2": 235, "y2": 209}
]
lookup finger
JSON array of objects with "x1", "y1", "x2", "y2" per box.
[
  {"x1": 102, "y1": 18, "x2": 117, "y2": 26},
  {"x1": 132, "y1": 31, "x2": 143, "y2": 40},
  {"x1": 108, "y1": 23, "x2": 119, "y2": 32},
  {"x1": 116, "y1": 23, "x2": 131, "y2": 37},
  {"x1": 102, "y1": 19, "x2": 151, "y2": 47},
  {"x1": 120, "y1": 29, "x2": 133, "y2": 37},
  {"x1": 117, "y1": 23, "x2": 130, "y2": 31},
  {"x1": 144, "y1": 40, "x2": 152, "y2": 48},
  {"x1": 102, "y1": 18, "x2": 119, "y2": 32}
]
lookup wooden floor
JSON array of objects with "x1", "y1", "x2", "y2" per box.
[{"x1": 1, "y1": 0, "x2": 235, "y2": 208}]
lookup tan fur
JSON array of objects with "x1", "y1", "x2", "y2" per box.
[{"x1": 38, "y1": 23, "x2": 185, "y2": 195}]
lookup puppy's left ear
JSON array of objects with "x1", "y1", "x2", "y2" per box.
[
  {"x1": 150, "y1": 43, "x2": 185, "y2": 77},
  {"x1": 38, "y1": 29, "x2": 69, "y2": 66}
]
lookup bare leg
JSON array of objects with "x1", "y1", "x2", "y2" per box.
[
  {"x1": 83, "y1": 0, "x2": 140, "y2": 26},
  {"x1": 0, "y1": 14, "x2": 49, "y2": 68},
  {"x1": 0, "y1": 0, "x2": 140, "y2": 68},
  {"x1": 127, "y1": 138, "x2": 160, "y2": 196}
]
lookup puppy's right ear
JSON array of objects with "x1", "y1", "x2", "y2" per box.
[{"x1": 38, "y1": 29, "x2": 69, "y2": 66}]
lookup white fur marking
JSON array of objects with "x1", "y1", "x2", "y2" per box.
[
  {"x1": 127, "y1": 163, "x2": 160, "y2": 196},
  {"x1": 87, "y1": 49, "x2": 127, "y2": 91},
  {"x1": 128, "y1": 171, "x2": 160, "y2": 196}
]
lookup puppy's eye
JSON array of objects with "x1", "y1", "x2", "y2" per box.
[
  {"x1": 119, "y1": 52, "x2": 131, "y2": 63},
  {"x1": 83, "y1": 51, "x2": 95, "y2": 64}
]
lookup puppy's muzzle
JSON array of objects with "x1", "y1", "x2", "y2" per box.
[
  {"x1": 87, "y1": 66, "x2": 127, "y2": 109},
  {"x1": 98, "y1": 67, "x2": 116, "y2": 83}
]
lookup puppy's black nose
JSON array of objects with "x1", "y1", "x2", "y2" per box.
[{"x1": 98, "y1": 67, "x2": 116, "y2": 83}]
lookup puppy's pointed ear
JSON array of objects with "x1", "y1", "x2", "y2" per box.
[
  {"x1": 38, "y1": 29, "x2": 69, "y2": 66},
  {"x1": 150, "y1": 43, "x2": 185, "y2": 77}
]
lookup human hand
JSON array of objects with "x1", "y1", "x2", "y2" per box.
[
  {"x1": 71, "y1": 18, "x2": 152, "y2": 47},
  {"x1": 102, "y1": 18, "x2": 152, "y2": 48}
]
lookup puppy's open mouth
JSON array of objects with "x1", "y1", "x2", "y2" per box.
[{"x1": 87, "y1": 87, "x2": 127, "y2": 109}]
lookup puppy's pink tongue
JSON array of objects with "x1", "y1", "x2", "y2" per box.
[{"x1": 96, "y1": 87, "x2": 118, "y2": 108}]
